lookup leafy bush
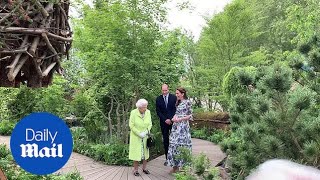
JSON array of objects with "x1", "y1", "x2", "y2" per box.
[
  {"x1": 0, "y1": 120, "x2": 16, "y2": 135},
  {"x1": 0, "y1": 88, "x2": 18, "y2": 122},
  {"x1": 7, "y1": 86, "x2": 37, "y2": 121},
  {"x1": 6, "y1": 77, "x2": 70, "y2": 122},
  {"x1": 71, "y1": 128, "x2": 132, "y2": 166},
  {"x1": 191, "y1": 128, "x2": 208, "y2": 140},
  {"x1": 175, "y1": 148, "x2": 221, "y2": 180},
  {"x1": 34, "y1": 77, "x2": 70, "y2": 118},
  {"x1": 70, "y1": 91, "x2": 93, "y2": 123},
  {"x1": 208, "y1": 133, "x2": 225, "y2": 144},
  {"x1": 222, "y1": 66, "x2": 257, "y2": 101},
  {"x1": 74, "y1": 142, "x2": 131, "y2": 166},
  {"x1": 81, "y1": 110, "x2": 106, "y2": 143},
  {"x1": 192, "y1": 128, "x2": 230, "y2": 144}
]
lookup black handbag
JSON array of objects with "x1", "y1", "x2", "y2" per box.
[{"x1": 146, "y1": 132, "x2": 155, "y2": 148}]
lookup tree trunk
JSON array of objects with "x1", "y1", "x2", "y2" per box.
[
  {"x1": 116, "y1": 102, "x2": 121, "y2": 139},
  {"x1": 107, "y1": 98, "x2": 114, "y2": 137}
]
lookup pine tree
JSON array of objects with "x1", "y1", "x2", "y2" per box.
[{"x1": 221, "y1": 36, "x2": 320, "y2": 179}]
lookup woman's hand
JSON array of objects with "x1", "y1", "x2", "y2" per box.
[
  {"x1": 172, "y1": 116, "x2": 182, "y2": 123},
  {"x1": 139, "y1": 131, "x2": 147, "y2": 138}
]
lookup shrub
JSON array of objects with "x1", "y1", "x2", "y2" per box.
[
  {"x1": 81, "y1": 110, "x2": 106, "y2": 143},
  {"x1": 191, "y1": 128, "x2": 230, "y2": 145},
  {"x1": 0, "y1": 120, "x2": 15, "y2": 135},
  {"x1": 225, "y1": 63, "x2": 320, "y2": 179},
  {"x1": 222, "y1": 66, "x2": 257, "y2": 101},
  {"x1": 175, "y1": 148, "x2": 221, "y2": 180},
  {"x1": 72, "y1": 128, "x2": 132, "y2": 166}
]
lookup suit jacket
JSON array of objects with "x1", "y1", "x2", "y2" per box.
[{"x1": 156, "y1": 93, "x2": 177, "y2": 126}]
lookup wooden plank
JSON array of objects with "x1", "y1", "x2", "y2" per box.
[
  {"x1": 113, "y1": 166, "x2": 127, "y2": 180},
  {"x1": 59, "y1": 161, "x2": 102, "y2": 173},
  {"x1": 97, "y1": 166, "x2": 124, "y2": 180},
  {"x1": 138, "y1": 167, "x2": 153, "y2": 180},
  {"x1": 119, "y1": 166, "x2": 129, "y2": 180},
  {"x1": 82, "y1": 166, "x2": 118, "y2": 180},
  {"x1": 127, "y1": 167, "x2": 143, "y2": 180},
  {"x1": 146, "y1": 165, "x2": 173, "y2": 180}
]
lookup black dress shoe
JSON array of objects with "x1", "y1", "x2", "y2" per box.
[
  {"x1": 142, "y1": 169, "x2": 150, "y2": 174},
  {"x1": 134, "y1": 171, "x2": 140, "y2": 176},
  {"x1": 164, "y1": 161, "x2": 168, "y2": 166}
]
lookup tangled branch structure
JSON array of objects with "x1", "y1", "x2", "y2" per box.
[{"x1": 0, "y1": 0, "x2": 72, "y2": 87}]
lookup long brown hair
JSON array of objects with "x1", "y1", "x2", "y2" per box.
[{"x1": 176, "y1": 87, "x2": 188, "y2": 106}]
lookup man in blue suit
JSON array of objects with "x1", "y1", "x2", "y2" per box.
[{"x1": 156, "y1": 84, "x2": 177, "y2": 162}]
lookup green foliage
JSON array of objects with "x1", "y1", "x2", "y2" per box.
[
  {"x1": 6, "y1": 76, "x2": 70, "y2": 122},
  {"x1": 191, "y1": 128, "x2": 207, "y2": 140},
  {"x1": 259, "y1": 63, "x2": 293, "y2": 93},
  {"x1": 6, "y1": 86, "x2": 37, "y2": 121},
  {"x1": 88, "y1": 142, "x2": 131, "y2": 166},
  {"x1": 191, "y1": 128, "x2": 230, "y2": 144},
  {"x1": 70, "y1": 91, "x2": 92, "y2": 122},
  {"x1": 72, "y1": 0, "x2": 189, "y2": 143},
  {"x1": 35, "y1": 77, "x2": 70, "y2": 117},
  {"x1": 291, "y1": 36, "x2": 320, "y2": 111},
  {"x1": 191, "y1": 0, "x2": 258, "y2": 110},
  {"x1": 0, "y1": 145, "x2": 82, "y2": 180},
  {"x1": 193, "y1": 153, "x2": 210, "y2": 176},
  {"x1": 224, "y1": 63, "x2": 320, "y2": 179},
  {"x1": 175, "y1": 148, "x2": 221, "y2": 180},
  {"x1": 71, "y1": 127, "x2": 132, "y2": 166},
  {"x1": 0, "y1": 120, "x2": 15, "y2": 135},
  {"x1": 174, "y1": 167, "x2": 197, "y2": 180},
  {"x1": 222, "y1": 66, "x2": 257, "y2": 101},
  {"x1": 81, "y1": 110, "x2": 106, "y2": 143},
  {"x1": 175, "y1": 147, "x2": 193, "y2": 167},
  {"x1": 0, "y1": 144, "x2": 10, "y2": 158},
  {"x1": 0, "y1": 88, "x2": 18, "y2": 121}
]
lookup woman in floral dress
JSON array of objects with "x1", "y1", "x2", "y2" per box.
[{"x1": 166, "y1": 87, "x2": 193, "y2": 173}]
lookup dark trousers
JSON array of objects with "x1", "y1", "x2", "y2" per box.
[{"x1": 161, "y1": 124, "x2": 172, "y2": 159}]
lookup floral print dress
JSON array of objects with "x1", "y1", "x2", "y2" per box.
[{"x1": 166, "y1": 99, "x2": 193, "y2": 167}]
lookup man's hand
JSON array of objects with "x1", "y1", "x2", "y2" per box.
[{"x1": 165, "y1": 119, "x2": 172, "y2": 125}]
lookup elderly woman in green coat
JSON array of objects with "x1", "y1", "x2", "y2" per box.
[{"x1": 129, "y1": 98, "x2": 152, "y2": 176}]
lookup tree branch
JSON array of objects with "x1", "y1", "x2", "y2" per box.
[
  {"x1": 41, "y1": 33, "x2": 57, "y2": 55},
  {"x1": 8, "y1": 54, "x2": 29, "y2": 81},
  {"x1": 0, "y1": 27, "x2": 72, "y2": 42},
  {"x1": 33, "y1": 0, "x2": 49, "y2": 17},
  {"x1": 1, "y1": 47, "x2": 27, "y2": 54},
  {"x1": 28, "y1": 36, "x2": 40, "y2": 57},
  {"x1": 6, "y1": 35, "x2": 28, "y2": 70}
]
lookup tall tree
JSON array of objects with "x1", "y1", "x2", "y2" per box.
[
  {"x1": 192, "y1": 0, "x2": 255, "y2": 110},
  {"x1": 73, "y1": 0, "x2": 186, "y2": 142}
]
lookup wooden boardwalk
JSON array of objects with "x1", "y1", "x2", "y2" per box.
[{"x1": 0, "y1": 136, "x2": 225, "y2": 180}]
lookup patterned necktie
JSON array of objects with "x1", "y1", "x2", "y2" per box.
[{"x1": 164, "y1": 95, "x2": 168, "y2": 108}]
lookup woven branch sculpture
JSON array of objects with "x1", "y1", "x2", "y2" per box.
[{"x1": 0, "y1": 0, "x2": 72, "y2": 87}]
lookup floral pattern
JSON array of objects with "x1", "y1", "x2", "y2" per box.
[{"x1": 166, "y1": 99, "x2": 192, "y2": 167}]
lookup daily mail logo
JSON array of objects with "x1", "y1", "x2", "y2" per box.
[
  {"x1": 21, "y1": 128, "x2": 62, "y2": 158},
  {"x1": 10, "y1": 113, "x2": 73, "y2": 175}
]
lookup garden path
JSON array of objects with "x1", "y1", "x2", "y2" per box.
[{"x1": 0, "y1": 136, "x2": 225, "y2": 180}]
